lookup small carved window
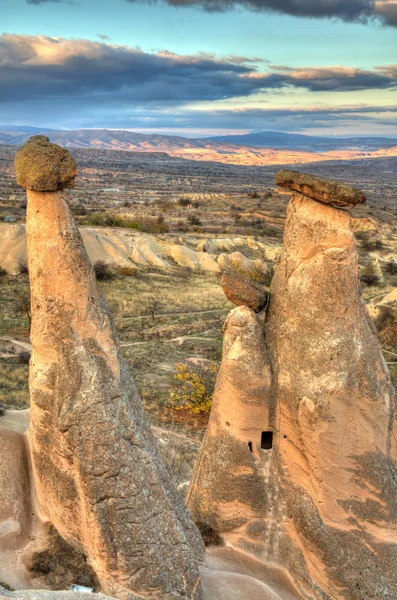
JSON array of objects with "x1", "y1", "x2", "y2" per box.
[
  {"x1": 248, "y1": 441, "x2": 253, "y2": 453},
  {"x1": 261, "y1": 431, "x2": 273, "y2": 450}
]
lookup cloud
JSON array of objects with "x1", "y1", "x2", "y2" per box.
[
  {"x1": 96, "y1": 34, "x2": 112, "y2": 41},
  {"x1": 0, "y1": 34, "x2": 395, "y2": 133},
  {"x1": 0, "y1": 34, "x2": 395, "y2": 106},
  {"x1": 25, "y1": 0, "x2": 397, "y2": 27},
  {"x1": 126, "y1": 0, "x2": 397, "y2": 27}
]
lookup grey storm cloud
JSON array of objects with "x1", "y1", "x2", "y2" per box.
[
  {"x1": 0, "y1": 34, "x2": 395, "y2": 107},
  {"x1": 25, "y1": 0, "x2": 397, "y2": 27},
  {"x1": 125, "y1": 0, "x2": 397, "y2": 27}
]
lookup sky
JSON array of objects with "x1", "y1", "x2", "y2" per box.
[{"x1": 0, "y1": 0, "x2": 396, "y2": 137}]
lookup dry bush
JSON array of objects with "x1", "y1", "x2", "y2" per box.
[
  {"x1": 28, "y1": 526, "x2": 99, "y2": 590},
  {"x1": 17, "y1": 351, "x2": 31, "y2": 365},
  {"x1": 94, "y1": 261, "x2": 115, "y2": 281},
  {"x1": 18, "y1": 260, "x2": 29, "y2": 275},
  {"x1": 117, "y1": 265, "x2": 136, "y2": 277},
  {"x1": 195, "y1": 522, "x2": 224, "y2": 547},
  {"x1": 384, "y1": 261, "x2": 397, "y2": 275},
  {"x1": 360, "y1": 236, "x2": 384, "y2": 251},
  {"x1": 360, "y1": 263, "x2": 380, "y2": 287}
]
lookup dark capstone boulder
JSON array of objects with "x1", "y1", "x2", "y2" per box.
[
  {"x1": 275, "y1": 169, "x2": 366, "y2": 207},
  {"x1": 221, "y1": 272, "x2": 268, "y2": 313},
  {"x1": 15, "y1": 136, "x2": 77, "y2": 191}
]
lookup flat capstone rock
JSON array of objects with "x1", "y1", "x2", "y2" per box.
[{"x1": 274, "y1": 169, "x2": 366, "y2": 207}]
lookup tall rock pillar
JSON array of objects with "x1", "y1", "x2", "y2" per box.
[
  {"x1": 15, "y1": 136, "x2": 204, "y2": 600},
  {"x1": 266, "y1": 171, "x2": 397, "y2": 599},
  {"x1": 188, "y1": 169, "x2": 397, "y2": 599}
]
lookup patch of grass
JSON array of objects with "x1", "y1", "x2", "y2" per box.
[
  {"x1": 0, "y1": 362, "x2": 30, "y2": 408},
  {"x1": 82, "y1": 212, "x2": 169, "y2": 233}
]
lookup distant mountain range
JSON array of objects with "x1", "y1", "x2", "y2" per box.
[
  {"x1": 1, "y1": 126, "x2": 396, "y2": 166},
  {"x1": 206, "y1": 131, "x2": 397, "y2": 152}
]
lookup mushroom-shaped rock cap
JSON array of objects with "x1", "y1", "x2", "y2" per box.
[
  {"x1": 275, "y1": 169, "x2": 366, "y2": 207},
  {"x1": 15, "y1": 135, "x2": 77, "y2": 191}
]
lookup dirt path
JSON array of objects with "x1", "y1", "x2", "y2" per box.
[{"x1": 115, "y1": 308, "x2": 225, "y2": 321}]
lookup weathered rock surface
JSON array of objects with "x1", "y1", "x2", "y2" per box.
[
  {"x1": 218, "y1": 251, "x2": 269, "y2": 283},
  {"x1": 15, "y1": 136, "x2": 77, "y2": 192},
  {"x1": 187, "y1": 305, "x2": 275, "y2": 532},
  {"x1": 266, "y1": 192, "x2": 397, "y2": 598},
  {"x1": 0, "y1": 546, "x2": 300, "y2": 600},
  {"x1": 221, "y1": 273, "x2": 268, "y2": 312},
  {"x1": 0, "y1": 591, "x2": 111, "y2": 600},
  {"x1": 275, "y1": 169, "x2": 366, "y2": 207},
  {"x1": 20, "y1": 139, "x2": 204, "y2": 599},
  {"x1": 0, "y1": 428, "x2": 31, "y2": 552},
  {"x1": 188, "y1": 177, "x2": 397, "y2": 598}
]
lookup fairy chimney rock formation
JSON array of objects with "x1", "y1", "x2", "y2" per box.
[
  {"x1": 186, "y1": 304, "x2": 275, "y2": 533},
  {"x1": 274, "y1": 169, "x2": 366, "y2": 207},
  {"x1": 188, "y1": 170, "x2": 397, "y2": 599},
  {"x1": 16, "y1": 137, "x2": 204, "y2": 600}
]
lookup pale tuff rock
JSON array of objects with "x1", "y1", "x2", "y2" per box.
[
  {"x1": 0, "y1": 224, "x2": 220, "y2": 275},
  {"x1": 266, "y1": 192, "x2": 397, "y2": 598},
  {"x1": 275, "y1": 169, "x2": 366, "y2": 207},
  {"x1": 17, "y1": 138, "x2": 204, "y2": 600},
  {"x1": 0, "y1": 428, "x2": 31, "y2": 552},
  {"x1": 188, "y1": 172, "x2": 397, "y2": 599},
  {"x1": 15, "y1": 136, "x2": 77, "y2": 192},
  {"x1": 186, "y1": 305, "x2": 275, "y2": 532},
  {"x1": 217, "y1": 251, "x2": 269, "y2": 283}
]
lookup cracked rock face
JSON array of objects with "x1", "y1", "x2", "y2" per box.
[
  {"x1": 22, "y1": 141, "x2": 204, "y2": 599},
  {"x1": 15, "y1": 136, "x2": 77, "y2": 191},
  {"x1": 274, "y1": 169, "x2": 366, "y2": 207},
  {"x1": 188, "y1": 176, "x2": 397, "y2": 599}
]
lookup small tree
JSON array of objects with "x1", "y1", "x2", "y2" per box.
[
  {"x1": 15, "y1": 289, "x2": 31, "y2": 326},
  {"x1": 146, "y1": 298, "x2": 164, "y2": 322},
  {"x1": 169, "y1": 362, "x2": 218, "y2": 414}
]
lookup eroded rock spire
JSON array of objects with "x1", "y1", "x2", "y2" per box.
[
  {"x1": 15, "y1": 136, "x2": 204, "y2": 600},
  {"x1": 188, "y1": 169, "x2": 397, "y2": 599}
]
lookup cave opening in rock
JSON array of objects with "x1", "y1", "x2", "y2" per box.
[
  {"x1": 261, "y1": 431, "x2": 273, "y2": 450},
  {"x1": 248, "y1": 442, "x2": 253, "y2": 452}
]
